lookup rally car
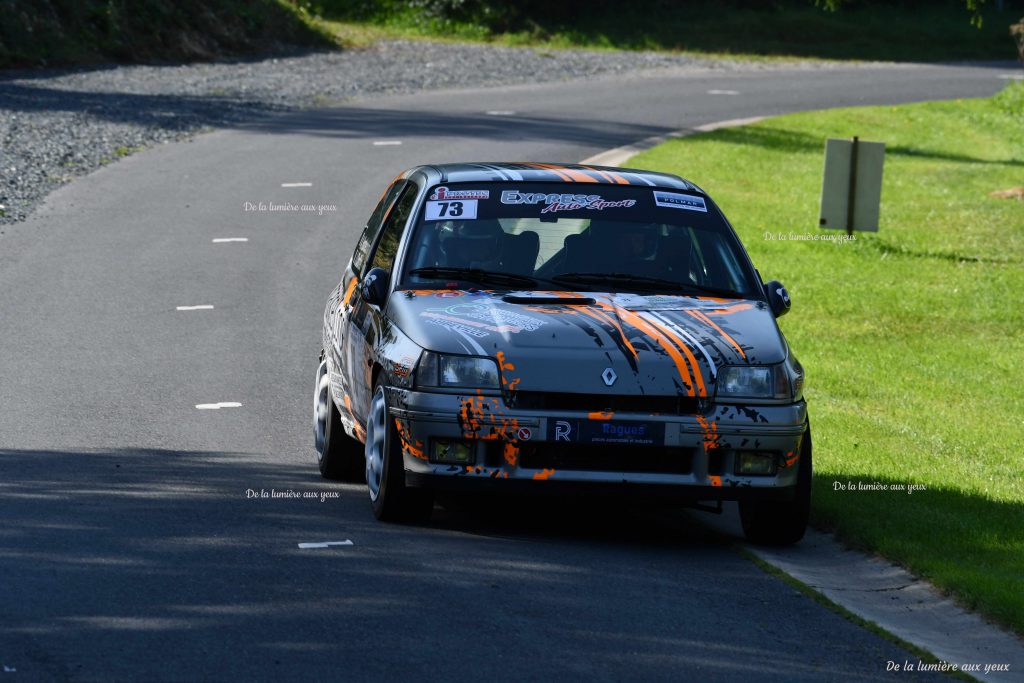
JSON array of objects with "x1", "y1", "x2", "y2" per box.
[{"x1": 314, "y1": 162, "x2": 810, "y2": 545}]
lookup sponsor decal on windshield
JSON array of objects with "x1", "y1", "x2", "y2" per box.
[
  {"x1": 653, "y1": 190, "x2": 707, "y2": 212},
  {"x1": 429, "y1": 186, "x2": 490, "y2": 200},
  {"x1": 500, "y1": 190, "x2": 636, "y2": 214}
]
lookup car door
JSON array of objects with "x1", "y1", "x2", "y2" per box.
[
  {"x1": 344, "y1": 181, "x2": 421, "y2": 423},
  {"x1": 328, "y1": 179, "x2": 407, "y2": 416}
]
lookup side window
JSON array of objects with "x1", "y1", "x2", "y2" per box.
[
  {"x1": 369, "y1": 185, "x2": 418, "y2": 273},
  {"x1": 352, "y1": 180, "x2": 406, "y2": 274}
]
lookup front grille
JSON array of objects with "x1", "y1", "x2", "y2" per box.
[
  {"x1": 514, "y1": 443, "x2": 694, "y2": 475},
  {"x1": 508, "y1": 391, "x2": 706, "y2": 415}
]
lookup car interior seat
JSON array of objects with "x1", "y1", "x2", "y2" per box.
[{"x1": 502, "y1": 231, "x2": 540, "y2": 275}]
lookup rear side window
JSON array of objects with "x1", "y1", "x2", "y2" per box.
[
  {"x1": 369, "y1": 184, "x2": 418, "y2": 273},
  {"x1": 352, "y1": 180, "x2": 406, "y2": 274}
]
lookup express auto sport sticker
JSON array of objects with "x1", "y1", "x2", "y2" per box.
[{"x1": 500, "y1": 190, "x2": 636, "y2": 214}]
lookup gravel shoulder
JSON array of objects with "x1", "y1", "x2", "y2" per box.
[{"x1": 0, "y1": 40, "x2": 894, "y2": 225}]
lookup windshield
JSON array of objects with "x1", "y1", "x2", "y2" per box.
[{"x1": 401, "y1": 182, "x2": 761, "y2": 298}]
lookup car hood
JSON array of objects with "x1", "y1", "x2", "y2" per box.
[{"x1": 388, "y1": 289, "x2": 786, "y2": 397}]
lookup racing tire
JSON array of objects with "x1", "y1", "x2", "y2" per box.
[
  {"x1": 314, "y1": 358, "x2": 363, "y2": 482},
  {"x1": 366, "y1": 381, "x2": 433, "y2": 523},
  {"x1": 739, "y1": 426, "x2": 812, "y2": 546}
]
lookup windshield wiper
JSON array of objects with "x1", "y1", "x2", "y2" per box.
[
  {"x1": 409, "y1": 267, "x2": 540, "y2": 289},
  {"x1": 551, "y1": 272, "x2": 745, "y2": 299}
]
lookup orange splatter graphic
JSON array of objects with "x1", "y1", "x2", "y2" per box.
[
  {"x1": 696, "y1": 415, "x2": 721, "y2": 452},
  {"x1": 709, "y1": 475, "x2": 722, "y2": 487},
  {"x1": 343, "y1": 394, "x2": 366, "y2": 443},
  {"x1": 588, "y1": 411, "x2": 614, "y2": 421},
  {"x1": 394, "y1": 418, "x2": 426, "y2": 460},
  {"x1": 503, "y1": 443, "x2": 519, "y2": 467},
  {"x1": 532, "y1": 468, "x2": 556, "y2": 481},
  {"x1": 341, "y1": 278, "x2": 359, "y2": 307},
  {"x1": 495, "y1": 350, "x2": 521, "y2": 391},
  {"x1": 457, "y1": 390, "x2": 521, "y2": 442}
]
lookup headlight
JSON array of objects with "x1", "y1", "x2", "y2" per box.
[
  {"x1": 415, "y1": 351, "x2": 500, "y2": 389},
  {"x1": 716, "y1": 365, "x2": 788, "y2": 399},
  {"x1": 716, "y1": 354, "x2": 804, "y2": 402}
]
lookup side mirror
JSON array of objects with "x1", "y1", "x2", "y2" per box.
[
  {"x1": 361, "y1": 267, "x2": 390, "y2": 307},
  {"x1": 764, "y1": 279, "x2": 791, "y2": 318}
]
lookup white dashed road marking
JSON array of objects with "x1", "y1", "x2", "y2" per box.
[
  {"x1": 486, "y1": 110, "x2": 516, "y2": 116},
  {"x1": 195, "y1": 402, "x2": 242, "y2": 410},
  {"x1": 372, "y1": 140, "x2": 402, "y2": 146},
  {"x1": 998, "y1": 74, "x2": 1023, "y2": 80},
  {"x1": 212, "y1": 237, "x2": 248, "y2": 243},
  {"x1": 298, "y1": 541, "x2": 354, "y2": 549},
  {"x1": 281, "y1": 182, "x2": 312, "y2": 187},
  {"x1": 176, "y1": 305, "x2": 214, "y2": 311},
  {"x1": 707, "y1": 89, "x2": 740, "y2": 95}
]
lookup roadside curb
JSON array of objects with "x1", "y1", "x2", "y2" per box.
[
  {"x1": 748, "y1": 526, "x2": 1024, "y2": 681},
  {"x1": 579, "y1": 120, "x2": 1024, "y2": 680}
]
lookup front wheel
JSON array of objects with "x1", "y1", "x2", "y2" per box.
[
  {"x1": 739, "y1": 426, "x2": 812, "y2": 545},
  {"x1": 365, "y1": 382, "x2": 433, "y2": 523},
  {"x1": 314, "y1": 358, "x2": 363, "y2": 481}
]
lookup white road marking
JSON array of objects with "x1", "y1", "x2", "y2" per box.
[
  {"x1": 195, "y1": 402, "x2": 242, "y2": 410},
  {"x1": 372, "y1": 140, "x2": 402, "y2": 146},
  {"x1": 707, "y1": 89, "x2": 740, "y2": 95},
  {"x1": 281, "y1": 182, "x2": 312, "y2": 187},
  {"x1": 998, "y1": 73, "x2": 1023, "y2": 80},
  {"x1": 298, "y1": 540, "x2": 354, "y2": 549},
  {"x1": 212, "y1": 237, "x2": 249, "y2": 243},
  {"x1": 580, "y1": 116, "x2": 765, "y2": 167},
  {"x1": 486, "y1": 110, "x2": 516, "y2": 116},
  {"x1": 176, "y1": 305, "x2": 214, "y2": 311}
]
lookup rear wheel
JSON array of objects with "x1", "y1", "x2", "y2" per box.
[
  {"x1": 366, "y1": 382, "x2": 433, "y2": 523},
  {"x1": 739, "y1": 426, "x2": 812, "y2": 545},
  {"x1": 314, "y1": 358, "x2": 363, "y2": 481}
]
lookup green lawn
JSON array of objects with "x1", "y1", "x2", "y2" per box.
[{"x1": 631, "y1": 83, "x2": 1024, "y2": 634}]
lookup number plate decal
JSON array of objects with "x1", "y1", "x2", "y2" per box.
[{"x1": 424, "y1": 199, "x2": 478, "y2": 220}]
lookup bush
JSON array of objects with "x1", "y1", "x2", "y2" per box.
[{"x1": 1012, "y1": 16, "x2": 1024, "y2": 63}]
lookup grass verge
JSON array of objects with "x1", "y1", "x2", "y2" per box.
[
  {"x1": 311, "y1": 0, "x2": 1022, "y2": 62},
  {"x1": 0, "y1": 0, "x2": 334, "y2": 68},
  {"x1": 630, "y1": 82, "x2": 1024, "y2": 635}
]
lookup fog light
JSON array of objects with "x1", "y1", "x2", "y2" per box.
[
  {"x1": 735, "y1": 451, "x2": 777, "y2": 476},
  {"x1": 431, "y1": 439, "x2": 475, "y2": 464}
]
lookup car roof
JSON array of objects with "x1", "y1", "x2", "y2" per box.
[{"x1": 410, "y1": 162, "x2": 705, "y2": 194}]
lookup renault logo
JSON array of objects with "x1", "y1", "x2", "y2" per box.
[{"x1": 601, "y1": 368, "x2": 617, "y2": 386}]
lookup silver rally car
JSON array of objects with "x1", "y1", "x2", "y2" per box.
[{"x1": 314, "y1": 162, "x2": 810, "y2": 544}]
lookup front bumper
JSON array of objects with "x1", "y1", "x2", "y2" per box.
[{"x1": 389, "y1": 387, "x2": 808, "y2": 501}]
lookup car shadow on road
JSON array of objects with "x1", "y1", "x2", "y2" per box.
[{"x1": 429, "y1": 492, "x2": 732, "y2": 549}]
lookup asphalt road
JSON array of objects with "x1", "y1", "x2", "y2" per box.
[{"x1": 0, "y1": 61, "x2": 1010, "y2": 681}]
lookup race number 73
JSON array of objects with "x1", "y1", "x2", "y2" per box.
[{"x1": 424, "y1": 199, "x2": 478, "y2": 220}]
